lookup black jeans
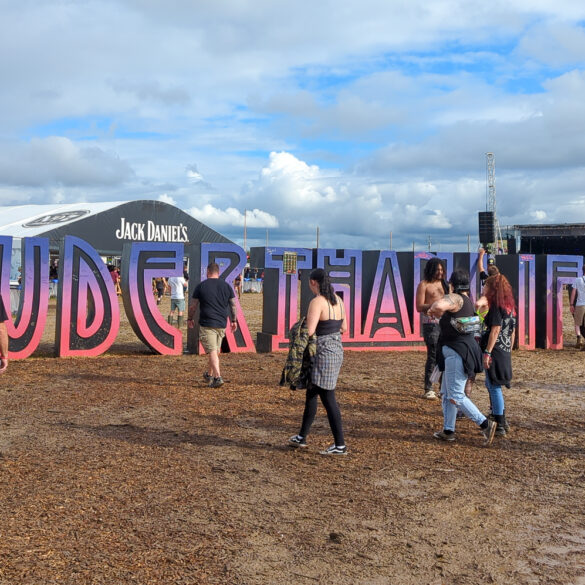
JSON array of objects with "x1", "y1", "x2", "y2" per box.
[
  {"x1": 299, "y1": 384, "x2": 345, "y2": 446},
  {"x1": 423, "y1": 323, "x2": 441, "y2": 391}
]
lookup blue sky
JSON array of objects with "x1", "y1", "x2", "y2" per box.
[{"x1": 1, "y1": 0, "x2": 585, "y2": 251}]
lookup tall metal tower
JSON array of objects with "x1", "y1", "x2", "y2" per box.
[{"x1": 486, "y1": 152, "x2": 503, "y2": 253}]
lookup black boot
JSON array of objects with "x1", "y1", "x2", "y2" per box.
[
  {"x1": 501, "y1": 411, "x2": 510, "y2": 432},
  {"x1": 494, "y1": 414, "x2": 507, "y2": 436}
]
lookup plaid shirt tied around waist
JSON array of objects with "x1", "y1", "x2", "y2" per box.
[{"x1": 311, "y1": 332, "x2": 343, "y2": 390}]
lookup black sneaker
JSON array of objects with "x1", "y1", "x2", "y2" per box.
[
  {"x1": 433, "y1": 430, "x2": 456, "y2": 442},
  {"x1": 481, "y1": 419, "x2": 497, "y2": 446},
  {"x1": 209, "y1": 377, "x2": 224, "y2": 388},
  {"x1": 203, "y1": 371, "x2": 212, "y2": 383},
  {"x1": 288, "y1": 435, "x2": 307, "y2": 448},
  {"x1": 319, "y1": 444, "x2": 348, "y2": 456}
]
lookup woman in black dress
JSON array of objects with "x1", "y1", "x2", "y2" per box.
[{"x1": 481, "y1": 274, "x2": 516, "y2": 435}]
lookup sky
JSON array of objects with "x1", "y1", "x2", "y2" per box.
[{"x1": 1, "y1": 0, "x2": 585, "y2": 252}]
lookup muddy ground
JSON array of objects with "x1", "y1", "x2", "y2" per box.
[{"x1": 0, "y1": 292, "x2": 584, "y2": 585}]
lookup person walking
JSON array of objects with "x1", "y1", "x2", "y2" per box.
[
  {"x1": 167, "y1": 274, "x2": 188, "y2": 327},
  {"x1": 153, "y1": 276, "x2": 167, "y2": 305},
  {"x1": 187, "y1": 263, "x2": 237, "y2": 388},
  {"x1": 288, "y1": 268, "x2": 348, "y2": 455},
  {"x1": 0, "y1": 297, "x2": 9, "y2": 373},
  {"x1": 428, "y1": 269, "x2": 496, "y2": 446},
  {"x1": 233, "y1": 273, "x2": 242, "y2": 299},
  {"x1": 570, "y1": 265, "x2": 585, "y2": 349},
  {"x1": 481, "y1": 274, "x2": 516, "y2": 435},
  {"x1": 416, "y1": 257, "x2": 448, "y2": 399}
]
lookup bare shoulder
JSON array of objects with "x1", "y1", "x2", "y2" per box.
[
  {"x1": 309, "y1": 295, "x2": 326, "y2": 311},
  {"x1": 309, "y1": 294, "x2": 325, "y2": 305}
]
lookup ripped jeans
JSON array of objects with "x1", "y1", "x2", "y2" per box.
[{"x1": 441, "y1": 345, "x2": 486, "y2": 432}]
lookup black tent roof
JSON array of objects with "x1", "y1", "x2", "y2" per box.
[{"x1": 0, "y1": 200, "x2": 233, "y2": 254}]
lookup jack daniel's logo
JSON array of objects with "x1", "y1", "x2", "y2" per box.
[{"x1": 115, "y1": 217, "x2": 189, "y2": 242}]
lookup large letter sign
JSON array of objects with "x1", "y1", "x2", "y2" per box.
[
  {"x1": 0, "y1": 236, "x2": 50, "y2": 358},
  {"x1": 314, "y1": 249, "x2": 363, "y2": 346},
  {"x1": 121, "y1": 242, "x2": 184, "y2": 355},
  {"x1": 362, "y1": 250, "x2": 414, "y2": 347},
  {"x1": 536, "y1": 255, "x2": 581, "y2": 349},
  {"x1": 56, "y1": 236, "x2": 120, "y2": 357},
  {"x1": 254, "y1": 247, "x2": 313, "y2": 352},
  {"x1": 494, "y1": 253, "x2": 536, "y2": 350},
  {"x1": 0, "y1": 233, "x2": 581, "y2": 357}
]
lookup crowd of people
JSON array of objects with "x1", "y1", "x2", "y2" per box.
[
  {"x1": 416, "y1": 249, "x2": 516, "y2": 446},
  {"x1": 289, "y1": 250, "x2": 518, "y2": 455},
  {"x1": 4, "y1": 250, "x2": 583, "y2": 457}
]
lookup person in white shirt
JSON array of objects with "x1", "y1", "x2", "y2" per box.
[
  {"x1": 569, "y1": 265, "x2": 585, "y2": 350},
  {"x1": 167, "y1": 275, "x2": 188, "y2": 327}
]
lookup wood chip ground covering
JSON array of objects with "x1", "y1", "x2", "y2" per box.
[{"x1": 0, "y1": 294, "x2": 584, "y2": 585}]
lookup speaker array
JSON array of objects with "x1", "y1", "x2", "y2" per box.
[{"x1": 478, "y1": 211, "x2": 495, "y2": 244}]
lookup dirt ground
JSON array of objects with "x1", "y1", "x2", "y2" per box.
[{"x1": 0, "y1": 292, "x2": 584, "y2": 585}]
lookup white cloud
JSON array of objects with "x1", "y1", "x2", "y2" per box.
[
  {"x1": 531, "y1": 210, "x2": 548, "y2": 221},
  {"x1": 158, "y1": 193, "x2": 176, "y2": 205},
  {"x1": 246, "y1": 151, "x2": 338, "y2": 208},
  {"x1": 187, "y1": 204, "x2": 278, "y2": 228},
  {"x1": 517, "y1": 22, "x2": 585, "y2": 67},
  {"x1": 1, "y1": 2, "x2": 585, "y2": 251},
  {"x1": 186, "y1": 164, "x2": 204, "y2": 182},
  {"x1": 0, "y1": 137, "x2": 133, "y2": 187}
]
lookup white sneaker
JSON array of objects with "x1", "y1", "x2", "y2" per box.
[
  {"x1": 319, "y1": 444, "x2": 347, "y2": 456},
  {"x1": 423, "y1": 390, "x2": 438, "y2": 400}
]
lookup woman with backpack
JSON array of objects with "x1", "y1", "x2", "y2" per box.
[
  {"x1": 288, "y1": 268, "x2": 348, "y2": 455},
  {"x1": 427, "y1": 269, "x2": 496, "y2": 446}
]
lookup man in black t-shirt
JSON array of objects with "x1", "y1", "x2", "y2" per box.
[
  {"x1": 0, "y1": 298, "x2": 9, "y2": 373},
  {"x1": 187, "y1": 262, "x2": 237, "y2": 388}
]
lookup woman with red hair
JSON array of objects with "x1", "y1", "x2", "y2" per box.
[{"x1": 481, "y1": 274, "x2": 516, "y2": 435}]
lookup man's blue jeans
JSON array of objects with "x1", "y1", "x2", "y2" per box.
[{"x1": 441, "y1": 345, "x2": 486, "y2": 432}]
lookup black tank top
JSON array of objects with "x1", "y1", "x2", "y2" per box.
[
  {"x1": 439, "y1": 294, "x2": 474, "y2": 343},
  {"x1": 315, "y1": 297, "x2": 344, "y2": 336}
]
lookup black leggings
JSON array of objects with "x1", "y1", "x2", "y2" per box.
[{"x1": 299, "y1": 384, "x2": 345, "y2": 446}]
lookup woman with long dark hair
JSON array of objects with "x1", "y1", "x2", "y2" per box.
[
  {"x1": 289, "y1": 268, "x2": 348, "y2": 455},
  {"x1": 481, "y1": 274, "x2": 516, "y2": 435},
  {"x1": 428, "y1": 269, "x2": 496, "y2": 446}
]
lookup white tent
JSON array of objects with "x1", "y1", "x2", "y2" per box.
[{"x1": 0, "y1": 199, "x2": 232, "y2": 286}]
